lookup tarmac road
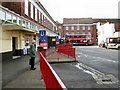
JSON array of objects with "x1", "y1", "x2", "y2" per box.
[{"x1": 51, "y1": 46, "x2": 119, "y2": 89}]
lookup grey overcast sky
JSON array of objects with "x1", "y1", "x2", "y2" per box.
[{"x1": 40, "y1": 0, "x2": 119, "y2": 23}]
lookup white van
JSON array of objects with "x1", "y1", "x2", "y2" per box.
[{"x1": 106, "y1": 36, "x2": 120, "y2": 49}]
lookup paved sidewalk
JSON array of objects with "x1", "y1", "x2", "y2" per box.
[
  {"x1": 2, "y1": 47, "x2": 76, "y2": 89},
  {"x1": 3, "y1": 63, "x2": 45, "y2": 89}
]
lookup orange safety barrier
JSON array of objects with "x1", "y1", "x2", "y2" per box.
[{"x1": 39, "y1": 52, "x2": 67, "y2": 89}]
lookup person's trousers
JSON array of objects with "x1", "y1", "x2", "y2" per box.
[{"x1": 30, "y1": 57, "x2": 35, "y2": 69}]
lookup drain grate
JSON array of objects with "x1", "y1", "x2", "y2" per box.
[{"x1": 75, "y1": 63, "x2": 119, "y2": 84}]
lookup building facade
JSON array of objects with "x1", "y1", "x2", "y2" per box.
[
  {"x1": 93, "y1": 19, "x2": 120, "y2": 45},
  {"x1": 0, "y1": 0, "x2": 57, "y2": 61},
  {"x1": 62, "y1": 18, "x2": 97, "y2": 45}
]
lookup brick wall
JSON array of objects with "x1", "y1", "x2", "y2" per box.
[{"x1": 2, "y1": 1, "x2": 23, "y2": 15}]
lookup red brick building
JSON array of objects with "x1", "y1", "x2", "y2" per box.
[{"x1": 62, "y1": 18, "x2": 97, "y2": 45}]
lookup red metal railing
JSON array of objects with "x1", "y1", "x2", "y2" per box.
[
  {"x1": 56, "y1": 44, "x2": 76, "y2": 59},
  {"x1": 57, "y1": 48, "x2": 75, "y2": 58},
  {"x1": 39, "y1": 52, "x2": 67, "y2": 89}
]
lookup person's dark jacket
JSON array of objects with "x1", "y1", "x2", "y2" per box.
[{"x1": 29, "y1": 44, "x2": 36, "y2": 57}]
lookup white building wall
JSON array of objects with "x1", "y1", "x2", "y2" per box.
[
  {"x1": 97, "y1": 22, "x2": 115, "y2": 45},
  {"x1": 97, "y1": 22, "x2": 104, "y2": 45}
]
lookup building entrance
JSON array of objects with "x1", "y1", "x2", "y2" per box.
[{"x1": 12, "y1": 37, "x2": 17, "y2": 56}]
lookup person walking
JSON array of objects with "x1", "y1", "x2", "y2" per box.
[{"x1": 29, "y1": 41, "x2": 36, "y2": 70}]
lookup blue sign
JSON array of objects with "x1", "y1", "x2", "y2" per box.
[
  {"x1": 39, "y1": 30, "x2": 48, "y2": 48},
  {"x1": 56, "y1": 36, "x2": 59, "y2": 45}
]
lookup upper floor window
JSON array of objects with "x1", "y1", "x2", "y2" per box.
[
  {"x1": 35, "y1": 8, "x2": 37, "y2": 21},
  {"x1": 71, "y1": 32, "x2": 74, "y2": 34},
  {"x1": 71, "y1": 26, "x2": 74, "y2": 30},
  {"x1": 82, "y1": 26, "x2": 85, "y2": 30},
  {"x1": 66, "y1": 26, "x2": 69, "y2": 30},
  {"x1": 66, "y1": 32, "x2": 69, "y2": 35},
  {"x1": 58, "y1": 26, "x2": 62, "y2": 29},
  {"x1": 88, "y1": 26, "x2": 91, "y2": 30},
  {"x1": 77, "y1": 26, "x2": 79, "y2": 30},
  {"x1": 25, "y1": 0, "x2": 28, "y2": 16},
  {"x1": 31, "y1": 3, "x2": 33, "y2": 19}
]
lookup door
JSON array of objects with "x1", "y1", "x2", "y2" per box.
[{"x1": 12, "y1": 37, "x2": 16, "y2": 56}]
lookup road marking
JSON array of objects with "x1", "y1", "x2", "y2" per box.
[
  {"x1": 75, "y1": 63, "x2": 119, "y2": 84},
  {"x1": 76, "y1": 52, "x2": 118, "y2": 63},
  {"x1": 92, "y1": 57, "x2": 118, "y2": 63}
]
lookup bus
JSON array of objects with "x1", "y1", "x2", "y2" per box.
[
  {"x1": 65, "y1": 34, "x2": 93, "y2": 45},
  {"x1": 106, "y1": 36, "x2": 120, "y2": 49}
]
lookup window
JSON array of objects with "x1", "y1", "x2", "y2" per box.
[
  {"x1": 82, "y1": 26, "x2": 85, "y2": 30},
  {"x1": 71, "y1": 26, "x2": 74, "y2": 30},
  {"x1": 41, "y1": 14, "x2": 44, "y2": 24},
  {"x1": 88, "y1": 32, "x2": 91, "y2": 35},
  {"x1": 71, "y1": 32, "x2": 74, "y2": 34},
  {"x1": 88, "y1": 26, "x2": 90, "y2": 30},
  {"x1": 12, "y1": 16, "x2": 17, "y2": 23},
  {"x1": 77, "y1": 26, "x2": 79, "y2": 30},
  {"x1": 25, "y1": 0, "x2": 28, "y2": 15},
  {"x1": 58, "y1": 26, "x2": 62, "y2": 29},
  {"x1": 66, "y1": 32, "x2": 69, "y2": 35},
  {"x1": 22, "y1": 20, "x2": 26, "y2": 27},
  {"x1": 35, "y1": 8, "x2": 37, "y2": 21},
  {"x1": 28, "y1": 22, "x2": 30, "y2": 29},
  {"x1": 6, "y1": 13, "x2": 12, "y2": 22},
  {"x1": 25, "y1": 22, "x2": 28, "y2": 28},
  {"x1": 19, "y1": 18, "x2": 22, "y2": 25},
  {"x1": 66, "y1": 26, "x2": 69, "y2": 30},
  {"x1": 31, "y1": 3, "x2": 33, "y2": 19},
  {"x1": 0, "y1": 10, "x2": 5, "y2": 20}
]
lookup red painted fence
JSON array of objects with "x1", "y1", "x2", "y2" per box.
[{"x1": 39, "y1": 52, "x2": 67, "y2": 89}]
